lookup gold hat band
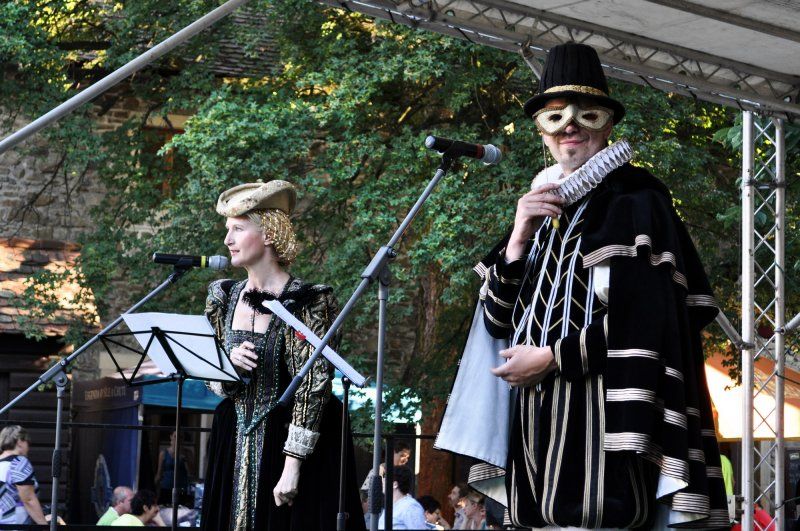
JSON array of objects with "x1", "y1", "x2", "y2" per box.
[{"x1": 544, "y1": 85, "x2": 608, "y2": 97}]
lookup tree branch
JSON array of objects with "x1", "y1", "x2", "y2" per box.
[
  {"x1": 56, "y1": 41, "x2": 112, "y2": 51},
  {"x1": 10, "y1": 151, "x2": 68, "y2": 238}
]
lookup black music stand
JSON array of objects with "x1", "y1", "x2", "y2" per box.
[{"x1": 100, "y1": 312, "x2": 241, "y2": 530}]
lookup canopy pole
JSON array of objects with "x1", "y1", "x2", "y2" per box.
[
  {"x1": 740, "y1": 110, "x2": 755, "y2": 531},
  {"x1": 740, "y1": 112, "x2": 787, "y2": 530},
  {"x1": 772, "y1": 116, "x2": 786, "y2": 531},
  {"x1": 0, "y1": 0, "x2": 253, "y2": 155}
]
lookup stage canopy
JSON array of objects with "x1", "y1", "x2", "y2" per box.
[
  {"x1": 706, "y1": 353, "x2": 800, "y2": 441},
  {"x1": 318, "y1": 0, "x2": 800, "y2": 118}
]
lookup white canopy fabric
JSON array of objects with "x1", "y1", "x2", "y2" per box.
[{"x1": 318, "y1": 0, "x2": 800, "y2": 117}]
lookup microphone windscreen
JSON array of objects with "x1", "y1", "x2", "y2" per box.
[
  {"x1": 482, "y1": 144, "x2": 502, "y2": 165},
  {"x1": 208, "y1": 255, "x2": 230, "y2": 270}
]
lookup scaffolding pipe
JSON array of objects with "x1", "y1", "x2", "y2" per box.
[
  {"x1": 773, "y1": 117, "x2": 786, "y2": 530},
  {"x1": 783, "y1": 311, "x2": 800, "y2": 332},
  {"x1": 716, "y1": 311, "x2": 751, "y2": 351},
  {"x1": 0, "y1": 0, "x2": 253, "y2": 155},
  {"x1": 741, "y1": 110, "x2": 755, "y2": 531}
]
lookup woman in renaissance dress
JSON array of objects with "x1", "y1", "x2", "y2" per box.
[{"x1": 200, "y1": 180, "x2": 364, "y2": 531}]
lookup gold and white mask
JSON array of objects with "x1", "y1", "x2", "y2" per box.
[{"x1": 533, "y1": 103, "x2": 613, "y2": 135}]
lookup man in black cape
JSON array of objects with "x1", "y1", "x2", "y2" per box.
[{"x1": 439, "y1": 42, "x2": 730, "y2": 529}]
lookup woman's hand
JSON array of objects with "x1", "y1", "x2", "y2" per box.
[
  {"x1": 150, "y1": 509, "x2": 167, "y2": 527},
  {"x1": 490, "y1": 344, "x2": 558, "y2": 387},
  {"x1": 273, "y1": 455, "x2": 302, "y2": 507},
  {"x1": 230, "y1": 341, "x2": 258, "y2": 371}
]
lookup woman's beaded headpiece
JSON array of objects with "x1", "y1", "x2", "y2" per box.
[{"x1": 255, "y1": 209, "x2": 298, "y2": 265}]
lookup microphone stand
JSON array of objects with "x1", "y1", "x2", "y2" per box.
[
  {"x1": 278, "y1": 152, "x2": 459, "y2": 531},
  {"x1": 0, "y1": 266, "x2": 191, "y2": 531},
  {"x1": 337, "y1": 377, "x2": 351, "y2": 531}
]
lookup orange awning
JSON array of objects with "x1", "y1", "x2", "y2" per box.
[{"x1": 705, "y1": 352, "x2": 800, "y2": 441}]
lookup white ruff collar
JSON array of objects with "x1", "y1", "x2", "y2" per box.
[{"x1": 531, "y1": 139, "x2": 633, "y2": 206}]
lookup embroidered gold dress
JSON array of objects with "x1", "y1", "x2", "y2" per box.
[{"x1": 200, "y1": 278, "x2": 365, "y2": 531}]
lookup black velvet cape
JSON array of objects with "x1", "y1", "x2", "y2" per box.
[
  {"x1": 467, "y1": 163, "x2": 729, "y2": 527},
  {"x1": 578, "y1": 164, "x2": 728, "y2": 526}
]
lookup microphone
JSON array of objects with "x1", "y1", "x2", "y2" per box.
[
  {"x1": 424, "y1": 135, "x2": 502, "y2": 165},
  {"x1": 152, "y1": 253, "x2": 229, "y2": 270}
]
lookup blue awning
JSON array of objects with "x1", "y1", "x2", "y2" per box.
[{"x1": 140, "y1": 377, "x2": 223, "y2": 411}]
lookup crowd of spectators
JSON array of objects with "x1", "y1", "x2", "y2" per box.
[
  {"x1": 360, "y1": 441, "x2": 505, "y2": 530},
  {"x1": 95, "y1": 486, "x2": 166, "y2": 527},
  {"x1": 372, "y1": 472, "x2": 502, "y2": 530},
  {"x1": 107, "y1": 489, "x2": 164, "y2": 527},
  {"x1": 0, "y1": 424, "x2": 172, "y2": 527},
  {"x1": 1, "y1": 424, "x2": 540, "y2": 529}
]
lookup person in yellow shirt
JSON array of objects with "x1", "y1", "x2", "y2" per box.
[
  {"x1": 97, "y1": 486, "x2": 133, "y2": 526},
  {"x1": 720, "y1": 453, "x2": 734, "y2": 496},
  {"x1": 110, "y1": 490, "x2": 164, "y2": 527}
]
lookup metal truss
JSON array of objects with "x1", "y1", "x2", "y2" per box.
[
  {"x1": 741, "y1": 111, "x2": 787, "y2": 530},
  {"x1": 319, "y1": 0, "x2": 800, "y2": 118}
]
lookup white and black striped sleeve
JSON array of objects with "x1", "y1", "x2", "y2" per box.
[
  {"x1": 550, "y1": 314, "x2": 608, "y2": 380},
  {"x1": 482, "y1": 248, "x2": 526, "y2": 339}
]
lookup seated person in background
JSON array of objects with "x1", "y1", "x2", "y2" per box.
[
  {"x1": 393, "y1": 441, "x2": 412, "y2": 468},
  {"x1": 483, "y1": 497, "x2": 505, "y2": 530},
  {"x1": 378, "y1": 466, "x2": 427, "y2": 530},
  {"x1": 447, "y1": 483, "x2": 468, "y2": 529},
  {"x1": 362, "y1": 441, "x2": 413, "y2": 492},
  {"x1": 463, "y1": 490, "x2": 485, "y2": 530},
  {"x1": 110, "y1": 490, "x2": 164, "y2": 527},
  {"x1": 418, "y1": 495, "x2": 451, "y2": 530},
  {"x1": 97, "y1": 486, "x2": 134, "y2": 525}
]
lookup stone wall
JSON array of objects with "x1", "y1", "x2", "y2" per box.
[
  {"x1": 0, "y1": 93, "x2": 191, "y2": 380},
  {"x1": 0, "y1": 94, "x2": 188, "y2": 243},
  {"x1": 0, "y1": 128, "x2": 105, "y2": 242}
]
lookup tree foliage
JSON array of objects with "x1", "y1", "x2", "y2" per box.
[{"x1": 5, "y1": 0, "x2": 797, "y2": 405}]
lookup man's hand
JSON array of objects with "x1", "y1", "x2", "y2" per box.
[
  {"x1": 274, "y1": 455, "x2": 302, "y2": 506},
  {"x1": 490, "y1": 344, "x2": 558, "y2": 387},
  {"x1": 506, "y1": 183, "x2": 564, "y2": 261}
]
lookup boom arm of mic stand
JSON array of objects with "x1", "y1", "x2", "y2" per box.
[
  {"x1": 0, "y1": 267, "x2": 189, "y2": 416},
  {"x1": 278, "y1": 156, "x2": 455, "y2": 406}
]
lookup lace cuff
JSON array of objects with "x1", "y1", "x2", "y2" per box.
[
  {"x1": 206, "y1": 380, "x2": 241, "y2": 398},
  {"x1": 207, "y1": 381, "x2": 225, "y2": 397},
  {"x1": 283, "y1": 424, "x2": 320, "y2": 459}
]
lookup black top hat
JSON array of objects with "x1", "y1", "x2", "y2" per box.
[{"x1": 523, "y1": 43, "x2": 625, "y2": 123}]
